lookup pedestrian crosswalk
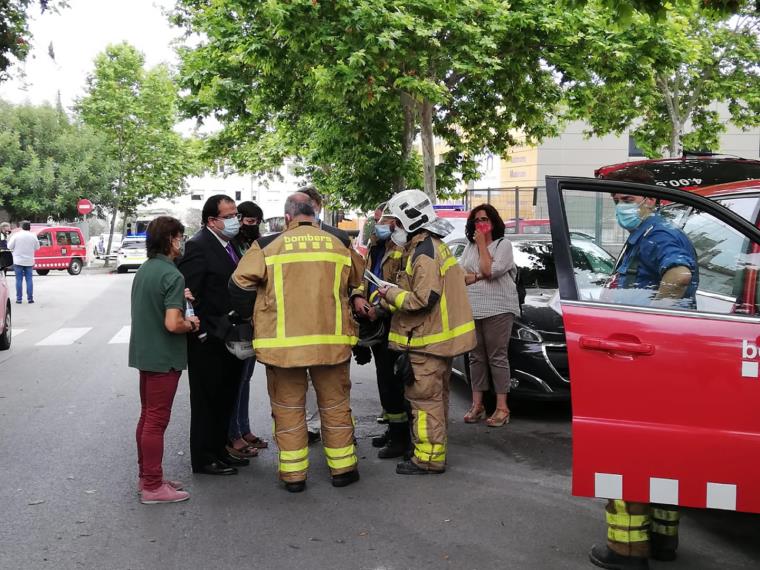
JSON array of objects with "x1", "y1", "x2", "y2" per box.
[{"x1": 11, "y1": 325, "x2": 132, "y2": 346}]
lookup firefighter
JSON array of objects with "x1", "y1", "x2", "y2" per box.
[
  {"x1": 375, "y1": 190, "x2": 476, "y2": 475},
  {"x1": 590, "y1": 168, "x2": 697, "y2": 569},
  {"x1": 228, "y1": 192, "x2": 363, "y2": 493},
  {"x1": 352, "y1": 204, "x2": 408, "y2": 459}
]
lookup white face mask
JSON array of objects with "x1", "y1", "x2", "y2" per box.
[{"x1": 391, "y1": 226, "x2": 407, "y2": 246}]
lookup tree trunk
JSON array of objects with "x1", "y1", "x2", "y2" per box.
[
  {"x1": 104, "y1": 206, "x2": 118, "y2": 267},
  {"x1": 419, "y1": 98, "x2": 436, "y2": 203},
  {"x1": 393, "y1": 92, "x2": 417, "y2": 193},
  {"x1": 669, "y1": 120, "x2": 684, "y2": 158}
]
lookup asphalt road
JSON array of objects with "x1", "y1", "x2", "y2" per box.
[{"x1": 0, "y1": 271, "x2": 758, "y2": 570}]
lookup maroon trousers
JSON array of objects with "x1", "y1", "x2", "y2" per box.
[{"x1": 136, "y1": 370, "x2": 181, "y2": 491}]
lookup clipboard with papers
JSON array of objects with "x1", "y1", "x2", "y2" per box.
[{"x1": 364, "y1": 269, "x2": 396, "y2": 290}]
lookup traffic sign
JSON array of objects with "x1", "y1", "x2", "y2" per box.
[{"x1": 77, "y1": 199, "x2": 94, "y2": 215}]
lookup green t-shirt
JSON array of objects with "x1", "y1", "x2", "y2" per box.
[{"x1": 128, "y1": 254, "x2": 187, "y2": 372}]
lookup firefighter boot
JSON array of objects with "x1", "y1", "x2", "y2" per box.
[
  {"x1": 372, "y1": 426, "x2": 390, "y2": 448},
  {"x1": 589, "y1": 545, "x2": 649, "y2": 570},
  {"x1": 650, "y1": 506, "x2": 679, "y2": 561},
  {"x1": 377, "y1": 421, "x2": 411, "y2": 459}
]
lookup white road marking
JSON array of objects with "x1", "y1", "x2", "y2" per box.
[
  {"x1": 36, "y1": 327, "x2": 93, "y2": 346},
  {"x1": 108, "y1": 326, "x2": 131, "y2": 345},
  {"x1": 13, "y1": 329, "x2": 26, "y2": 337}
]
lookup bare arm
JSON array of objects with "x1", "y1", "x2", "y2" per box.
[
  {"x1": 164, "y1": 308, "x2": 199, "y2": 334},
  {"x1": 655, "y1": 266, "x2": 692, "y2": 300}
]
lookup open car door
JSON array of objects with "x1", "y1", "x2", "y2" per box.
[{"x1": 546, "y1": 176, "x2": 760, "y2": 514}]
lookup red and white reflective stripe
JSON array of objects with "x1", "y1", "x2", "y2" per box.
[{"x1": 594, "y1": 472, "x2": 737, "y2": 511}]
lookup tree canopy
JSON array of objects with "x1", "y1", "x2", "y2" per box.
[{"x1": 0, "y1": 1, "x2": 66, "y2": 80}]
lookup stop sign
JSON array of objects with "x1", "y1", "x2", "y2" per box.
[{"x1": 77, "y1": 199, "x2": 94, "y2": 215}]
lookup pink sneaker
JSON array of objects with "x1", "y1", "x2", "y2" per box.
[
  {"x1": 137, "y1": 478, "x2": 184, "y2": 494},
  {"x1": 140, "y1": 482, "x2": 190, "y2": 505}
]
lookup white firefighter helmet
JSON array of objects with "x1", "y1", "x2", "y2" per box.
[{"x1": 384, "y1": 189, "x2": 437, "y2": 233}]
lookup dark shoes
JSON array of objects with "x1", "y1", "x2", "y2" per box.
[
  {"x1": 193, "y1": 461, "x2": 238, "y2": 476},
  {"x1": 219, "y1": 452, "x2": 250, "y2": 467},
  {"x1": 371, "y1": 428, "x2": 389, "y2": 448},
  {"x1": 307, "y1": 430, "x2": 321, "y2": 444},
  {"x1": 395, "y1": 460, "x2": 444, "y2": 475},
  {"x1": 589, "y1": 545, "x2": 649, "y2": 570},
  {"x1": 331, "y1": 469, "x2": 360, "y2": 488},
  {"x1": 378, "y1": 440, "x2": 409, "y2": 459},
  {"x1": 284, "y1": 480, "x2": 306, "y2": 493}
]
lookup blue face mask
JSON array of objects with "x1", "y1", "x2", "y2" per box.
[
  {"x1": 615, "y1": 203, "x2": 643, "y2": 231},
  {"x1": 220, "y1": 217, "x2": 240, "y2": 239},
  {"x1": 374, "y1": 224, "x2": 391, "y2": 240}
]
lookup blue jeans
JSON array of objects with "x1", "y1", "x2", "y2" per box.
[
  {"x1": 228, "y1": 357, "x2": 256, "y2": 440},
  {"x1": 14, "y1": 265, "x2": 33, "y2": 301}
]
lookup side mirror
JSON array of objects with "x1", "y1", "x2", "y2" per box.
[{"x1": 0, "y1": 250, "x2": 12, "y2": 270}]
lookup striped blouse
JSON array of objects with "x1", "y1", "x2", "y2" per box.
[{"x1": 459, "y1": 238, "x2": 520, "y2": 319}]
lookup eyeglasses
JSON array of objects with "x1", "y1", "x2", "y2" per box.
[
  {"x1": 213, "y1": 213, "x2": 242, "y2": 221},
  {"x1": 474, "y1": 216, "x2": 490, "y2": 222}
]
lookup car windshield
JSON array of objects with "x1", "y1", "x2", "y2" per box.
[{"x1": 122, "y1": 240, "x2": 145, "y2": 250}]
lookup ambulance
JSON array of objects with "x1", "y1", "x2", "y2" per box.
[{"x1": 546, "y1": 176, "x2": 760, "y2": 514}]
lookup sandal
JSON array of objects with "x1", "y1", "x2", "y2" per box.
[
  {"x1": 486, "y1": 408, "x2": 510, "y2": 427},
  {"x1": 226, "y1": 443, "x2": 260, "y2": 458},
  {"x1": 242, "y1": 433, "x2": 269, "y2": 449},
  {"x1": 463, "y1": 405, "x2": 486, "y2": 424}
]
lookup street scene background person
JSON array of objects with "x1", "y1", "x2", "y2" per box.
[
  {"x1": 226, "y1": 200, "x2": 268, "y2": 459},
  {"x1": 589, "y1": 169, "x2": 699, "y2": 569},
  {"x1": 8, "y1": 220, "x2": 40, "y2": 304},
  {"x1": 377, "y1": 190, "x2": 476, "y2": 475},
  {"x1": 178, "y1": 195, "x2": 249, "y2": 476},
  {"x1": 229, "y1": 192, "x2": 363, "y2": 493},
  {"x1": 460, "y1": 204, "x2": 520, "y2": 427},
  {"x1": 352, "y1": 204, "x2": 409, "y2": 459},
  {"x1": 129, "y1": 216, "x2": 195, "y2": 505}
]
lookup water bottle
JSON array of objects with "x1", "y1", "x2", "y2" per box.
[{"x1": 186, "y1": 301, "x2": 207, "y2": 342}]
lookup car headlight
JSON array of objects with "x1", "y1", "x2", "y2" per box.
[{"x1": 514, "y1": 324, "x2": 543, "y2": 343}]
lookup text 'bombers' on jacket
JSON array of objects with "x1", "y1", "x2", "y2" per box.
[
  {"x1": 229, "y1": 221, "x2": 364, "y2": 368},
  {"x1": 384, "y1": 231, "x2": 476, "y2": 357}
]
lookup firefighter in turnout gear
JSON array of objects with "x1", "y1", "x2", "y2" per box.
[
  {"x1": 376, "y1": 190, "x2": 476, "y2": 475},
  {"x1": 229, "y1": 193, "x2": 363, "y2": 493},
  {"x1": 352, "y1": 204, "x2": 408, "y2": 459}
]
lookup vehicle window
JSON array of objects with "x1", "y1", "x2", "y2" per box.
[
  {"x1": 68, "y1": 232, "x2": 82, "y2": 246},
  {"x1": 714, "y1": 196, "x2": 760, "y2": 225},
  {"x1": 513, "y1": 242, "x2": 558, "y2": 289},
  {"x1": 38, "y1": 232, "x2": 51, "y2": 247},
  {"x1": 56, "y1": 232, "x2": 69, "y2": 246},
  {"x1": 562, "y1": 188, "x2": 760, "y2": 316},
  {"x1": 122, "y1": 240, "x2": 145, "y2": 250}
]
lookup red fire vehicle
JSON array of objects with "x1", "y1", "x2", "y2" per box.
[
  {"x1": 33, "y1": 226, "x2": 87, "y2": 276},
  {"x1": 546, "y1": 176, "x2": 760, "y2": 514}
]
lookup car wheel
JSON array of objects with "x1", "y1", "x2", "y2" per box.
[
  {"x1": 116, "y1": 265, "x2": 126, "y2": 274},
  {"x1": 0, "y1": 302, "x2": 11, "y2": 350},
  {"x1": 67, "y1": 258, "x2": 83, "y2": 275},
  {"x1": 36, "y1": 269, "x2": 50, "y2": 276}
]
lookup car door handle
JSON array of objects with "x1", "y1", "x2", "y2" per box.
[{"x1": 579, "y1": 336, "x2": 655, "y2": 356}]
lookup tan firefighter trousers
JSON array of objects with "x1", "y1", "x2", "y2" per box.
[
  {"x1": 606, "y1": 500, "x2": 680, "y2": 558},
  {"x1": 266, "y1": 361, "x2": 357, "y2": 482},
  {"x1": 406, "y1": 353, "x2": 453, "y2": 472}
]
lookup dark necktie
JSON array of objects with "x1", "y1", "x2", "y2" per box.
[{"x1": 225, "y1": 242, "x2": 239, "y2": 264}]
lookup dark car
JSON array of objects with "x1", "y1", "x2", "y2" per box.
[{"x1": 449, "y1": 235, "x2": 615, "y2": 401}]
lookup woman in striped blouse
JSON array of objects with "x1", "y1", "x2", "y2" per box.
[{"x1": 459, "y1": 204, "x2": 520, "y2": 427}]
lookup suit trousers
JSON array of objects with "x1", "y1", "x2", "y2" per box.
[
  {"x1": 406, "y1": 353, "x2": 452, "y2": 472},
  {"x1": 188, "y1": 337, "x2": 243, "y2": 470},
  {"x1": 266, "y1": 361, "x2": 357, "y2": 482},
  {"x1": 371, "y1": 341, "x2": 408, "y2": 422}
]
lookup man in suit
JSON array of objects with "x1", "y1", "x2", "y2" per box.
[{"x1": 178, "y1": 195, "x2": 248, "y2": 476}]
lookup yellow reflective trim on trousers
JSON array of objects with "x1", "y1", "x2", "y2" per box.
[
  {"x1": 607, "y1": 528, "x2": 649, "y2": 543},
  {"x1": 416, "y1": 442, "x2": 445, "y2": 454},
  {"x1": 418, "y1": 410, "x2": 429, "y2": 444},
  {"x1": 440, "y1": 256, "x2": 457, "y2": 275},
  {"x1": 652, "y1": 508, "x2": 680, "y2": 522},
  {"x1": 324, "y1": 444, "x2": 356, "y2": 459},
  {"x1": 333, "y1": 262, "x2": 343, "y2": 335},
  {"x1": 274, "y1": 262, "x2": 285, "y2": 338},
  {"x1": 280, "y1": 448, "x2": 309, "y2": 461},
  {"x1": 266, "y1": 252, "x2": 351, "y2": 266},
  {"x1": 280, "y1": 458, "x2": 309, "y2": 473},
  {"x1": 440, "y1": 292, "x2": 449, "y2": 332},
  {"x1": 254, "y1": 334, "x2": 358, "y2": 349},
  {"x1": 651, "y1": 522, "x2": 678, "y2": 536},
  {"x1": 394, "y1": 290, "x2": 408, "y2": 309},
  {"x1": 606, "y1": 511, "x2": 650, "y2": 528},
  {"x1": 388, "y1": 320, "x2": 475, "y2": 347},
  {"x1": 414, "y1": 448, "x2": 445, "y2": 462},
  {"x1": 326, "y1": 455, "x2": 358, "y2": 469}
]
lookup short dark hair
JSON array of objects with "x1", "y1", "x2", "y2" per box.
[
  {"x1": 297, "y1": 185, "x2": 322, "y2": 207},
  {"x1": 465, "y1": 204, "x2": 505, "y2": 243},
  {"x1": 202, "y1": 194, "x2": 235, "y2": 225},
  {"x1": 238, "y1": 201, "x2": 263, "y2": 221},
  {"x1": 146, "y1": 216, "x2": 185, "y2": 258},
  {"x1": 285, "y1": 193, "x2": 316, "y2": 218},
  {"x1": 21, "y1": 221, "x2": 31, "y2": 231},
  {"x1": 601, "y1": 167, "x2": 656, "y2": 185}
]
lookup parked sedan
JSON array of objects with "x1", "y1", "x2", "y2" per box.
[
  {"x1": 115, "y1": 237, "x2": 147, "y2": 274},
  {"x1": 0, "y1": 248, "x2": 12, "y2": 350},
  {"x1": 449, "y1": 235, "x2": 615, "y2": 401}
]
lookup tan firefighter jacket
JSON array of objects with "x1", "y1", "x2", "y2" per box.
[
  {"x1": 230, "y1": 220, "x2": 363, "y2": 368},
  {"x1": 354, "y1": 235, "x2": 404, "y2": 306},
  {"x1": 384, "y1": 230, "x2": 476, "y2": 357}
]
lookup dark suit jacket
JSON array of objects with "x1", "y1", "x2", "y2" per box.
[{"x1": 177, "y1": 227, "x2": 238, "y2": 343}]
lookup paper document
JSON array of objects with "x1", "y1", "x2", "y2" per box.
[{"x1": 364, "y1": 269, "x2": 396, "y2": 289}]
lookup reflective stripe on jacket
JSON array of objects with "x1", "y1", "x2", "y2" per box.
[
  {"x1": 231, "y1": 220, "x2": 363, "y2": 367},
  {"x1": 354, "y1": 236, "x2": 404, "y2": 306},
  {"x1": 385, "y1": 231, "x2": 476, "y2": 357}
]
